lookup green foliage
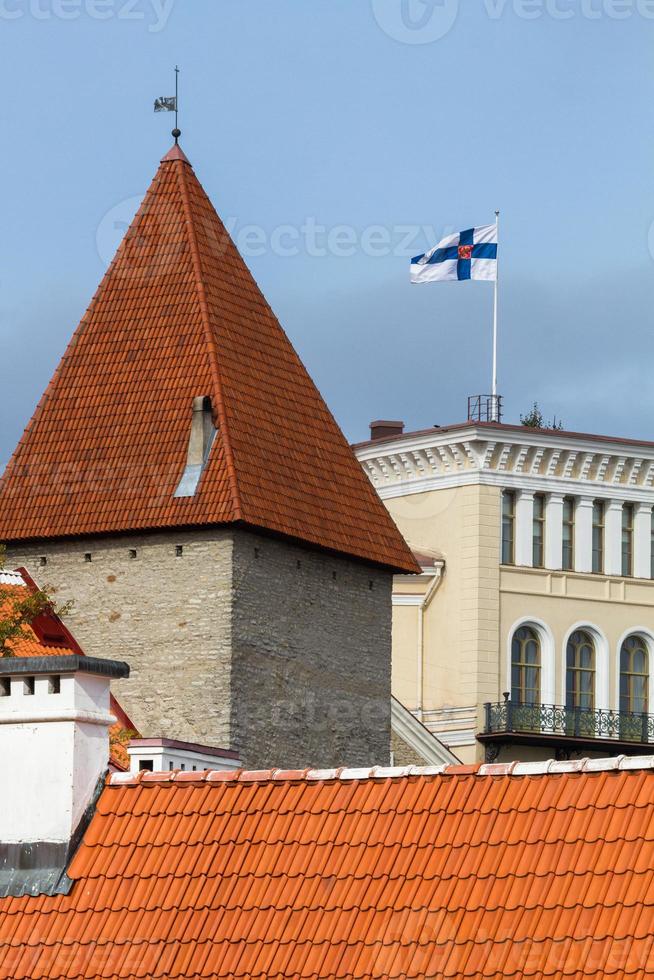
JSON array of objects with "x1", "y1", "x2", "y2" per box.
[
  {"x1": 109, "y1": 727, "x2": 138, "y2": 763},
  {"x1": 520, "y1": 402, "x2": 564, "y2": 431},
  {"x1": 110, "y1": 727, "x2": 138, "y2": 747},
  {"x1": 0, "y1": 545, "x2": 72, "y2": 657}
]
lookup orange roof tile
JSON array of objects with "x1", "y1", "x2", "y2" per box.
[
  {"x1": 0, "y1": 146, "x2": 417, "y2": 574},
  {"x1": 0, "y1": 758, "x2": 653, "y2": 979},
  {"x1": 0, "y1": 569, "x2": 137, "y2": 770}
]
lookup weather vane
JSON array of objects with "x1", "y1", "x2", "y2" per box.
[{"x1": 154, "y1": 66, "x2": 181, "y2": 143}]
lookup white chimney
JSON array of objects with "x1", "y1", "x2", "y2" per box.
[{"x1": 0, "y1": 655, "x2": 129, "y2": 846}]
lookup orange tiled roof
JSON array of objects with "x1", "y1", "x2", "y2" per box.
[
  {"x1": 0, "y1": 570, "x2": 137, "y2": 770},
  {"x1": 0, "y1": 146, "x2": 417, "y2": 574},
  {"x1": 1, "y1": 757, "x2": 653, "y2": 979},
  {"x1": 0, "y1": 573, "x2": 82, "y2": 659},
  {"x1": 106, "y1": 697, "x2": 138, "y2": 772}
]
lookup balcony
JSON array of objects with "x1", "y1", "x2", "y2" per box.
[{"x1": 479, "y1": 696, "x2": 654, "y2": 761}]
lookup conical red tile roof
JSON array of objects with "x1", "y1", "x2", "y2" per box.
[{"x1": 0, "y1": 146, "x2": 417, "y2": 573}]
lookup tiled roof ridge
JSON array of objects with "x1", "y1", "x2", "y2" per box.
[
  {"x1": 161, "y1": 142, "x2": 191, "y2": 165},
  {"x1": 0, "y1": 570, "x2": 25, "y2": 586},
  {"x1": 109, "y1": 754, "x2": 654, "y2": 786},
  {"x1": 174, "y1": 157, "x2": 243, "y2": 521}
]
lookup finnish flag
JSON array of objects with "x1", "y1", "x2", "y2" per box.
[{"x1": 411, "y1": 224, "x2": 498, "y2": 284}]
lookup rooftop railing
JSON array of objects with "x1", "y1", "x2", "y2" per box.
[
  {"x1": 467, "y1": 394, "x2": 503, "y2": 424},
  {"x1": 483, "y1": 699, "x2": 654, "y2": 744}
]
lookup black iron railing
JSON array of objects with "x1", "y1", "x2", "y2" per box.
[
  {"x1": 468, "y1": 394, "x2": 503, "y2": 423},
  {"x1": 483, "y1": 699, "x2": 654, "y2": 744}
]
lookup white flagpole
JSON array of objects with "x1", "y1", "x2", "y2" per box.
[{"x1": 491, "y1": 209, "x2": 500, "y2": 420}]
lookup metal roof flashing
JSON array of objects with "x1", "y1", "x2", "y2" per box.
[
  {"x1": 0, "y1": 655, "x2": 129, "y2": 678},
  {"x1": 0, "y1": 771, "x2": 106, "y2": 899}
]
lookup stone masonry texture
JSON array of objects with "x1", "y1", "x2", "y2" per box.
[
  {"x1": 390, "y1": 730, "x2": 426, "y2": 768},
  {"x1": 230, "y1": 530, "x2": 392, "y2": 769},
  {"x1": 7, "y1": 530, "x2": 234, "y2": 749},
  {"x1": 7, "y1": 528, "x2": 392, "y2": 769}
]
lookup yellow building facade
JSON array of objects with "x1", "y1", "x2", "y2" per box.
[{"x1": 356, "y1": 421, "x2": 654, "y2": 763}]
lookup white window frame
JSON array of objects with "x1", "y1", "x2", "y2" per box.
[
  {"x1": 561, "y1": 622, "x2": 610, "y2": 713},
  {"x1": 505, "y1": 617, "x2": 556, "y2": 706},
  {"x1": 614, "y1": 627, "x2": 654, "y2": 717}
]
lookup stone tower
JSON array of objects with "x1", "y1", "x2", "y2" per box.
[{"x1": 0, "y1": 142, "x2": 418, "y2": 769}]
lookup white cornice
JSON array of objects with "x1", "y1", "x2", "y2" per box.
[
  {"x1": 393, "y1": 594, "x2": 424, "y2": 606},
  {"x1": 355, "y1": 426, "x2": 654, "y2": 502}
]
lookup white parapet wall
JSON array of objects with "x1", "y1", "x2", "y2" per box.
[{"x1": 128, "y1": 737, "x2": 240, "y2": 774}]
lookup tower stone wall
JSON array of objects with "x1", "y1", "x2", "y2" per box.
[
  {"x1": 7, "y1": 530, "x2": 235, "y2": 750},
  {"x1": 7, "y1": 527, "x2": 393, "y2": 768},
  {"x1": 230, "y1": 530, "x2": 392, "y2": 768}
]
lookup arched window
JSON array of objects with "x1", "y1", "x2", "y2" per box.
[
  {"x1": 511, "y1": 626, "x2": 541, "y2": 704},
  {"x1": 566, "y1": 630, "x2": 595, "y2": 711},
  {"x1": 620, "y1": 635, "x2": 649, "y2": 715}
]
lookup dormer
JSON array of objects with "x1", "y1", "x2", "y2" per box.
[{"x1": 174, "y1": 396, "x2": 216, "y2": 498}]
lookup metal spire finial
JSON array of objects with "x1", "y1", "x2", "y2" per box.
[
  {"x1": 172, "y1": 66, "x2": 180, "y2": 143},
  {"x1": 154, "y1": 67, "x2": 181, "y2": 143}
]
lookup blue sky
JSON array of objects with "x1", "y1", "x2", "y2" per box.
[{"x1": 1, "y1": 0, "x2": 653, "y2": 468}]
